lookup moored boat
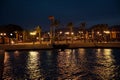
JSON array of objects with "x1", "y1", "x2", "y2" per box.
[{"x1": 52, "y1": 43, "x2": 69, "y2": 49}]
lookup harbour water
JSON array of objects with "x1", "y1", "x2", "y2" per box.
[{"x1": 0, "y1": 48, "x2": 120, "y2": 80}]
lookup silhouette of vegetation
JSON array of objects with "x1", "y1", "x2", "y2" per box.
[
  {"x1": 90, "y1": 24, "x2": 109, "y2": 32},
  {"x1": 67, "y1": 22, "x2": 74, "y2": 34},
  {"x1": 0, "y1": 24, "x2": 23, "y2": 33}
]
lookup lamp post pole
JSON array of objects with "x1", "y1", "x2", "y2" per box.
[
  {"x1": 30, "y1": 31, "x2": 36, "y2": 45},
  {"x1": 104, "y1": 31, "x2": 110, "y2": 42}
]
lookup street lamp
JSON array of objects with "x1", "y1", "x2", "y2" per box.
[
  {"x1": 0, "y1": 33, "x2": 6, "y2": 36},
  {"x1": 64, "y1": 32, "x2": 70, "y2": 43},
  {"x1": 9, "y1": 33, "x2": 15, "y2": 44},
  {"x1": 59, "y1": 31, "x2": 62, "y2": 34},
  {"x1": 0, "y1": 33, "x2": 6, "y2": 44},
  {"x1": 10, "y1": 33, "x2": 13, "y2": 36},
  {"x1": 30, "y1": 31, "x2": 36, "y2": 44},
  {"x1": 104, "y1": 31, "x2": 110, "y2": 34},
  {"x1": 104, "y1": 31, "x2": 110, "y2": 42},
  {"x1": 71, "y1": 32, "x2": 74, "y2": 35},
  {"x1": 65, "y1": 32, "x2": 70, "y2": 35}
]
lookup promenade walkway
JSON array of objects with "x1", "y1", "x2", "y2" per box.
[{"x1": 0, "y1": 41, "x2": 120, "y2": 51}]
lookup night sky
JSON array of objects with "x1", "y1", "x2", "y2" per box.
[{"x1": 0, "y1": 0, "x2": 120, "y2": 31}]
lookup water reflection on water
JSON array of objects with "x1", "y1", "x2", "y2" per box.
[
  {"x1": 95, "y1": 49, "x2": 116, "y2": 79},
  {"x1": 26, "y1": 51, "x2": 43, "y2": 79},
  {"x1": 1, "y1": 48, "x2": 120, "y2": 80}
]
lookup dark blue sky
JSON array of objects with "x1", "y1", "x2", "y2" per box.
[{"x1": 0, "y1": 0, "x2": 120, "y2": 30}]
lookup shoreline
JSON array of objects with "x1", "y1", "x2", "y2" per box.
[{"x1": 0, "y1": 42, "x2": 120, "y2": 51}]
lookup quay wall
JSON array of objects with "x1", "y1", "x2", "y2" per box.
[{"x1": 0, "y1": 42, "x2": 120, "y2": 51}]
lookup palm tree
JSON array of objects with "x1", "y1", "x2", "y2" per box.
[
  {"x1": 67, "y1": 22, "x2": 74, "y2": 43},
  {"x1": 36, "y1": 25, "x2": 42, "y2": 44},
  {"x1": 52, "y1": 19, "x2": 60, "y2": 37},
  {"x1": 79, "y1": 22, "x2": 86, "y2": 42},
  {"x1": 53, "y1": 19, "x2": 60, "y2": 43},
  {"x1": 49, "y1": 16, "x2": 60, "y2": 44},
  {"x1": 49, "y1": 16, "x2": 55, "y2": 44},
  {"x1": 23, "y1": 30, "x2": 26, "y2": 42},
  {"x1": 79, "y1": 22, "x2": 86, "y2": 30},
  {"x1": 91, "y1": 24, "x2": 109, "y2": 42}
]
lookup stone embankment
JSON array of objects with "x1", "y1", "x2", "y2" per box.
[{"x1": 0, "y1": 42, "x2": 120, "y2": 51}]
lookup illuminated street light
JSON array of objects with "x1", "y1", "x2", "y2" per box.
[
  {"x1": 48, "y1": 32, "x2": 50, "y2": 35},
  {"x1": 71, "y1": 32, "x2": 74, "y2": 35},
  {"x1": 9, "y1": 33, "x2": 15, "y2": 44},
  {"x1": 65, "y1": 32, "x2": 70, "y2": 35},
  {"x1": 104, "y1": 31, "x2": 110, "y2": 34},
  {"x1": 10, "y1": 33, "x2": 13, "y2": 36},
  {"x1": 79, "y1": 31, "x2": 83, "y2": 34},
  {"x1": 0, "y1": 33, "x2": 3, "y2": 36},
  {"x1": 0, "y1": 33, "x2": 6, "y2": 36},
  {"x1": 97, "y1": 31, "x2": 100, "y2": 34},
  {"x1": 59, "y1": 31, "x2": 62, "y2": 34},
  {"x1": 0, "y1": 33, "x2": 6, "y2": 44},
  {"x1": 103, "y1": 31, "x2": 110, "y2": 42},
  {"x1": 30, "y1": 31, "x2": 36, "y2": 36}
]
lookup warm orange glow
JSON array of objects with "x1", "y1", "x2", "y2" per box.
[
  {"x1": 30, "y1": 31, "x2": 36, "y2": 36},
  {"x1": 97, "y1": 31, "x2": 100, "y2": 34},
  {"x1": 65, "y1": 32, "x2": 70, "y2": 35},
  {"x1": 104, "y1": 31, "x2": 110, "y2": 34},
  {"x1": 0, "y1": 33, "x2": 6, "y2": 36},
  {"x1": 79, "y1": 31, "x2": 83, "y2": 34},
  {"x1": 59, "y1": 31, "x2": 62, "y2": 34}
]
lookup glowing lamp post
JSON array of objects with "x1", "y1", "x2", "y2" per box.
[
  {"x1": 65, "y1": 32, "x2": 70, "y2": 44},
  {"x1": 0, "y1": 33, "x2": 6, "y2": 44},
  {"x1": 104, "y1": 31, "x2": 110, "y2": 42},
  {"x1": 0, "y1": 33, "x2": 6, "y2": 36},
  {"x1": 30, "y1": 31, "x2": 36, "y2": 44},
  {"x1": 104, "y1": 31, "x2": 110, "y2": 34}
]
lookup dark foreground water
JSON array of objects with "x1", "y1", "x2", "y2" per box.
[{"x1": 0, "y1": 48, "x2": 120, "y2": 80}]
